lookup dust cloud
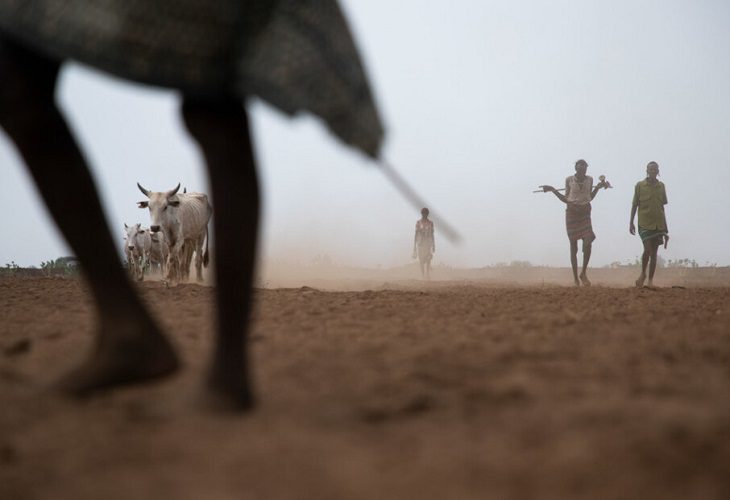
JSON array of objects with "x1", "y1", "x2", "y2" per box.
[{"x1": 193, "y1": 247, "x2": 730, "y2": 291}]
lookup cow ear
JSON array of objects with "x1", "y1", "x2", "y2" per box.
[
  {"x1": 137, "y1": 201, "x2": 148, "y2": 208},
  {"x1": 168, "y1": 198, "x2": 180, "y2": 207}
]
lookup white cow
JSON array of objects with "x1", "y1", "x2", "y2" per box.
[
  {"x1": 148, "y1": 230, "x2": 170, "y2": 276},
  {"x1": 137, "y1": 183, "x2": 212, "y2": 282},
  {"x1": 123, "y1": 223, "x2": 151, "y2": 281}
]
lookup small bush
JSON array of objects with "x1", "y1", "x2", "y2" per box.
[{"x1": 40, "y1": 257, "x2": 81, "y2": 276}]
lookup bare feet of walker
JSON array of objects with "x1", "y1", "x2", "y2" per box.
[{"x1": 57, "y1": 319, "x2": 179, "y2": 396}]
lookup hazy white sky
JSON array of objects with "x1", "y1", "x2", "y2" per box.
[{"x1": 2, "y1": 0, "x2": 729, "y2": 269}]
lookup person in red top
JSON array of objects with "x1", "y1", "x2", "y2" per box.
[{"x1": 413, "y1": 208, "x2": 435, "y2": 279}]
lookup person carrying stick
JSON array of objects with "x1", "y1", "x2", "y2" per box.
[{"x1": 540, "y1": 159, "x2": 609, "y2": 286}]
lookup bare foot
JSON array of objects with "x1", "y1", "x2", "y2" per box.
[
  {"x1": 573, "y1": 279, "x2": 580, "y2": 287},
  {"x1": 58, "y1": 321, "x2": 179, "y2": 396},
  {"x1": 579, "y1": 274, "x2": 591, "y2": 287},
  {"x1": 205, "y1": 362, "x2": 254, "y2": 412},
  {"x1": 635, "y1": 274, "x2": 646, "y2": 288}
]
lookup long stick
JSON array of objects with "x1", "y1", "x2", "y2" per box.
[
  {"x1": 533, "y1": 176, "x2": 614, "y2": 193},
  {"x1": 378, "y1": 160, "x2": 462, "y2": 243}
]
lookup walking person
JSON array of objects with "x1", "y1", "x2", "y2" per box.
[
  {"x1": 412, "y1": 208, "x2": 435, "y2": 279},
  {"x1": 630, "y1": 161, "x2": 669, "y2": 288},
  {"x1": 541, "y1": 159, "x2": 608, "y2": 286}
]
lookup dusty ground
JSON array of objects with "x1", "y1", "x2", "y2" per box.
[{"x1": 1, "y1": 274, "x2": 729, "y2": 500}]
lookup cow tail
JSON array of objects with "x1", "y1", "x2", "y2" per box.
[{"x1": 203, "y1": 225, "x2": 210, "y2": 267}]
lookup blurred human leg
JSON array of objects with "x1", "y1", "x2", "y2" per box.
[
  {"x1": 0, "y1": 37, "x2": 178, "y2": 394},
  {"x1": 181, "y1": 97, "x2": 259, "y2": 409}
]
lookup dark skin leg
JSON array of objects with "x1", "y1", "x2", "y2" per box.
[
  {"x1": 569, "y1": 240, "x2": 580, "y2": 286},
  {"x1": 569, "y1": 239, "x2": 592, "y2": 286},
  {"x1": 637, "y1": 244, "x2": 649, "y2": 287},
  {"x1": 181, "y1": 97, "x2": 259, "y2": 409},
  {"x1": 418, "y1": 256, "x2": 432, "y2": 279},
  {"x1": 636, "y1": 238, "x2": 660, "y2": 287},
  {"x1": 647, "y1": 238, "x2": 660, "y2": 286},
  {"x1": 580, "y1": 241, "x2": 592, "y2": 286},
  {"x1": 0, "y1": 39, "x2": 178, "y2": 394}
]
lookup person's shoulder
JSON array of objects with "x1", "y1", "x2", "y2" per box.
[
  {"x1": 565, "y1": 175, "x2": 573, "y2": 183},
  {"x1": 635, "y1": 179, "x2": 646, "y2": 188},
  {"x1": 586, "y1": 174, "x2": 593, "y2": 181}
]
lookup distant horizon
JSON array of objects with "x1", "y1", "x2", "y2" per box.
[{"x1": 4, "y1": 255, "x2": 725, "y2": 271}]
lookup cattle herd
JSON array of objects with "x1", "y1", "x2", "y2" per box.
[{"x1": 123, "y1": 183, "x2": 213, "y2": 283}]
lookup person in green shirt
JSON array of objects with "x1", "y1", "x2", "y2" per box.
[{"x1": 630, "y1": 161, "x2": 669, "y2": 287}]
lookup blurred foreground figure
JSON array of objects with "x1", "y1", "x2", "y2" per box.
[
  {"x1": 541, "y1": 159, "x2": 608, "y2": 287},
  {"x1": 0, "y1": 1, "x2": 383, "y2": 409},
  {"x1": 412, "y1": 207, "x2": 435, "y2": 279},
  {"x1": 630, "y1": 161, "x2": 669, "y2": 288}
]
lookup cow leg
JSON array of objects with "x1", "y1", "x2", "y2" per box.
[
  {"x1": 139, "y1": 252, "x2": 147, "y2": 281},
  {"x1": 137, "y1": 256, "x2": 144, "y2": 281},
  {"x1": 194, "y1": 237, "x2": 204, "y2": 282},
  {"x1": 182, "y1": 243, "x2": 191, "y2": 281},
  {"x1": 160, "y1": 250, "x2": 167, "y2": 277},
  {"x1": 181, "y1": 96, "x2": 258, "y2": 409},
  {"x1": 0, "y1": 37, "x2": 178, "y2": 394},
  {"x1": 168, "y1": 254, "x2": 178, "y2": 283},
  {"x1": 183, "y1": 243, "x2": 193, "y2": 281},
  {"x1": 133, "y1": 253, "x2": 141, "y2": 281},
  {"x1": 125, "y1": 250, "x2": 133, "y2": 278},
  {"x1": 167, "y1": 238, "x2": 184, "y2": 284},
  {"x1": 180, "y1": 241, "x2": 189, "y2": 282}
]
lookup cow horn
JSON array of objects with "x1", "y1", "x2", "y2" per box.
[
  {"x1": 167, "y1": 183, "x2": 181, "y2": 197},
  {"x1": 137, "y1": 183, "x2": 151, "y2": 197}
]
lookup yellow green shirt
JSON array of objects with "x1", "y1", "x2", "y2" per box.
[{"x1": 633, "y1": 179, "x2": 667, "y2": 230}]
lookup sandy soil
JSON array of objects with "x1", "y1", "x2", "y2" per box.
[{"x1": 1, "y1": 274, "x2": 729, "y2": 500}]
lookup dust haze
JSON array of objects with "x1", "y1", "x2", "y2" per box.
[
  {"x1": 2, "y1": 0, "x2": 730, "y2": 272},
  {"x1": 2, "y1": 4, "x2": 730, "y2": 498},
  {"x1": 202, "y1": 247, "x2": 730, "y2": 290}
]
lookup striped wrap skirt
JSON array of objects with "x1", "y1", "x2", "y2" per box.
[
  {"x1": 638, "y1": 227, "x2": 667, "y2": 243},
  {"x1": 565, "y1": 203, "x2": 595, "y2": 243}
]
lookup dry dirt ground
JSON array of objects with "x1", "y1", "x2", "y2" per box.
[{"x1": 1, "y1": 274, "x2": 729, "y2": 500}]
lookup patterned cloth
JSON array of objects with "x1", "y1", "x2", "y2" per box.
[
  {"x1": 565, "y1": 203, "x2": 595, "y2": 242},
  {"x1": 638, "y1": 227, "x2": 667, "y2": 243},
  {"x1": 0, "y1": 0, "x2": 384, "y2": 158}
]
